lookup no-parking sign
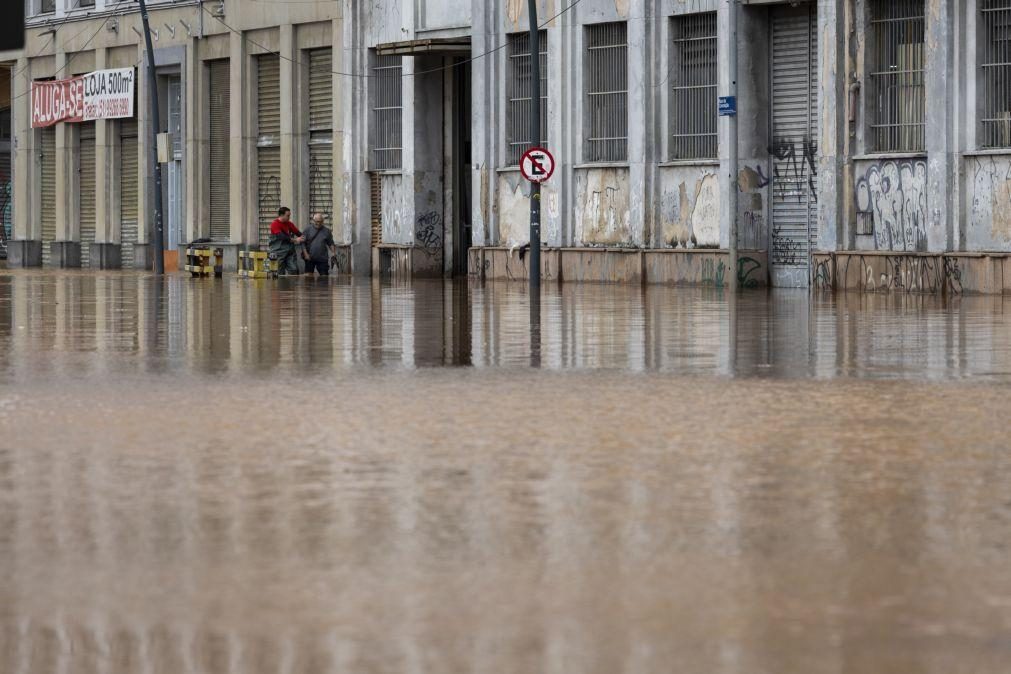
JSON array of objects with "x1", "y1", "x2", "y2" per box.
[{"x1": 520, "y1": 147, "x2": 555, "y2": 184}]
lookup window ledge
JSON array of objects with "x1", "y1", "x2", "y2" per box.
[
  {"x1": 368, "y1": 169, "x2": 403, "y2": 176},
  {"x1": 962, "y1": 149, "x2": 1011, "y2": 158},
  {"x1": 573, "y1": 162, "x2": 629, "y2": 170},
  {"x1": 497, "y1": 166, "x2": 522, "y2": 173},
  {"x1": 658, "y1": 159, "x2": 720, "y2": 167},
  {"x1": 852, "y1": 152, "x2": 927, "y2": 161}
]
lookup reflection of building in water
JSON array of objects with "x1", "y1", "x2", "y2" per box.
[{"x1": 1, "y1": 275, "x2": 1011, "y2": 379}]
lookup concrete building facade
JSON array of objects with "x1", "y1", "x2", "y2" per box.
[{"x1": 5, "y1": 0, "x2": 1011, "y2": 292}]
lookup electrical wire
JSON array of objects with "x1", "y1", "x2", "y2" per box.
[{"x1": 201, "y1": 0, "x2": 586, "y2": 79}]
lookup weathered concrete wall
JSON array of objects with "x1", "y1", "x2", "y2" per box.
[
  {"x1": 381, "y1": 174, "x2": 410, "y2": 244},
  {"x1": 657, "y1": 167, "x2": 721, "y2": 249},
  {"x1": 470, "y1": 246, "x2": 768, "y2": 288},
  {"x1": 496, "y1": 172, "x2": 561, "y2": 247},
  {"x1": 853, "y1": 158, "x2": 929, "y2": 253},
  {"x1": 966, "y1": 155, "x2": 1011, "y2": 252},
  {"x1": 417, "y1": 0, "x2": 471, "y2": 30},
  {"x1": 573, "y1": 168, "x2": 635, "y2": 246}
]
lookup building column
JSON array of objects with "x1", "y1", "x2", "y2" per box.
[
  {"x1": 331, "y1": 17, "x2": 348, "y2": 252},
  {"x1": 817, "y1": 0, "x2": 846, "y2": 253},
  {"x1": 470, "y1": 0, "x2": 495, "y2": 248},
  {"x1": 228, "y1": 29, "x2": 253, "y2": 252},
  {"x1": 93, "y1": 47, "x2": 121, "y2": 268},
  {"x1": 10, "y1": 54, "x2": 41, "y2": 267},
  {"x1": 184, "y1": 38, "x2": 206, "y2": 243},
  {"x1": 53, "y1": 50, "x2": 80, "y2": 267},
  {"x1": 279, "y1": 23, "x2": 301, "y2": 217},
  {"x1": 925, "y1": 0, "x2": 957, "y2": 252},
  {"x1": 627, "y1": 1, "x2": 648, "y2": 248},
  {"x1": 342, "y1": 0, "x2": 372, "y2": 275},
  {"x1": 135, "y1": 42, "x2": 153, "y2": 268}
]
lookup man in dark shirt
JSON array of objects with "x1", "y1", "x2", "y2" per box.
[
  {"x1": 302, "y1": 212, "x2": 336, "y2": 276},
  {"x1": 269, "y1": 207, "x2": 305, "y2": 276}
]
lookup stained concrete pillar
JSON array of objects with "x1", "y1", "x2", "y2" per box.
[
  {"x1": 279, "y1": 24, "x2": 301, "y2": 219},
  {"x1": 925, "y1": 0, "x2": 957, "y2": 252},
  {"x1": 342, "y1": 0, "x2": 372, "y2": 275},
  {"x1": 818, "y1": 0, "x2": 846, "y2": 252},
  {"x1": 229, "y1": 29, "x2": 253, "y2": 251},
  {"x1": 135, "y1": 42, "x2": 152, "y2": 268},
  {"x1": 627, "y1": 1, "x2": 648, "y2": 248},
  {"x1": 184, "y1": 38, "x2": 206, "y2": 244},
  {"x1": 9, "y1": 54, "x2": 42, "y2": 267},
  {"x1": 331, "y1": 16, "x2": 347, "y2": 248},
  {"x1": 470, "y1": 0, "x2": 496, "y2": 247}
]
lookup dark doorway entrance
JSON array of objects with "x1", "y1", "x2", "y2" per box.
[{"x1": 453, "y1": 61, "x2": 472, "y2": 276}]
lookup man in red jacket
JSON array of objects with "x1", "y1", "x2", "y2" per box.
[{"x1": 268, "y1": 207, "x2": 305, "y2": 276}]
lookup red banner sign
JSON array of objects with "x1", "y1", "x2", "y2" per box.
[
  {"x1": 32, "y1": 77, "x2": 86, "y2": 127},
  {"x1": 31, "y1": 68, "x2": 136, "y2": 128}
]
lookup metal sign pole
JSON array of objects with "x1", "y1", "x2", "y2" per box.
[
  {"x1": 138, "y1": 0, "x2": 165, "y2": 275},
  {"x1": 528, "y1": 0, "x2": 541, "y2": 291},
  {"x1": 727, "y1": 0, "x2": 739, "y2": 293}
]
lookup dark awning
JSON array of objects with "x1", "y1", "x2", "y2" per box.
[{"x1": 375, "y1": 37, "x2": 471, "y2": 56}]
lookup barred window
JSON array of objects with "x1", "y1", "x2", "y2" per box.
[
  {"x1": 868, "y1": 0, "x2": 925, "y2": 152},
  {"x1": 585, "y1": 22, "x2": 628, "y2": 163},
  {"x1": 372, "y1": 54, "x2": 403, "y2": 171},
  {"x1": 670, "y1": 13, "x2": 718, "y2": 160},
  {"x1": 981, "y1": 1, "x2": 1011, "y2": 147},
  {"x1": 506, "y1": 31, "x2": 547, "y2": 166}
]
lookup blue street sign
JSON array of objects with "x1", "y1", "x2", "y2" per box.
[{"x1": 718, "y1": 96, "x2": 737, "y2": 117}]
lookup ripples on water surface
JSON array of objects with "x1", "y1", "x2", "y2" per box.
[{"x1": 0, "y1": 271, "x2": 1010, "y2": 673}]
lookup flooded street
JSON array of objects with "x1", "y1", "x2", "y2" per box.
[{"x1": 1, "y1": 271, "x2": 1010, "y2": 673}]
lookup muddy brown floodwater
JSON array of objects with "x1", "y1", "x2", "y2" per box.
[{"x1": 0, "y1": 271, "x2": 1010, "y2": 673}]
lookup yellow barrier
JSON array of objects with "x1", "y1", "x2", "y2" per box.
[
  {"x1": 184, "y1": 247, "x2": 223, "y2": 277},
  {"x1": 238, "y1": 250, "x2": 279, "y2": 279}
]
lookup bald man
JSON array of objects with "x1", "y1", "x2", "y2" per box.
[{"x1": 302, "y1": 212, "x2": 336, "y2": 276}]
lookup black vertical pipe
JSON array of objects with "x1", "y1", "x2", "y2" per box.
[
  {"x1": 528, "y1": 0, "x2": 541, "y2": 290},
  {"x1": 138, "y1": 0, "x2": 165, "y2": 274}
]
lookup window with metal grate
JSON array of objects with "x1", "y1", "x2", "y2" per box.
[
  {"x1": 868, "y1": 0, "x2": 925, "y2": 153},
  {"x1": 506, "y1": 31, "x2": 547, "y2": 166},
  {"x1": 372, "y1": 54, "x2": 403, "y2": 171},
  {"x1": 585, "y1": 22, "x2": 628, "y2": 163},
  {"x1": 981, "y1": 1, "x2": 1011, "y2": 148},
  {"x1": 670, "y1": 12, "x2": 718, "y2": 161}
]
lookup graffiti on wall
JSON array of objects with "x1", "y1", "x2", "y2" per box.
[
  {"x1": 839, "y1": 254, "x2": 962, "y2": 294},
  {"x1": 416, "y1": 211, "x2": 443, "y2": 250},
  {"x1": 770, "y1": 136, "x2": 818, "y2": 203},
  {"x1": 855, "y1": 160, "x2": 928, "y2": 252},
  {"x1": 700, "y1": 255, "x2": 764, "y2": 289},
  {"x1": 659, "y1": 173, "x2": 720, "y2": 249}
]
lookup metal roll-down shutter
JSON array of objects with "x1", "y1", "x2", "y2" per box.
[
  {"x1": 257, "y1": 54, "x2": 281, "y2": 248},
  {"x1": 120, "y1": 119, "x2": 138, "y2": 268},
  {"x1": 208, "y1": 60, "x2": 231, "y2": 242},
  {"x1": 40, "y1": 128, "x2": 56, "y2": 265},
  {"x1": 770, "y1": 4, "x2": 819, "y2": 284},
  {"x1": 308, "y1": 49, "x2": 333, "y2": 221},
  {"x1": 78, "y1": 123, "x2": 96, "y2": 267}
]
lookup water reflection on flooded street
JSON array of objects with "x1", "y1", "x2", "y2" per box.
[{"x1": 0, "y1": 271, "x2": 1010, "y2": 673}]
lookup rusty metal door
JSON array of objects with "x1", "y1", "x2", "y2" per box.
[{"x1": 769, "y1": 3, "x2": 819, "y2": 287}]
